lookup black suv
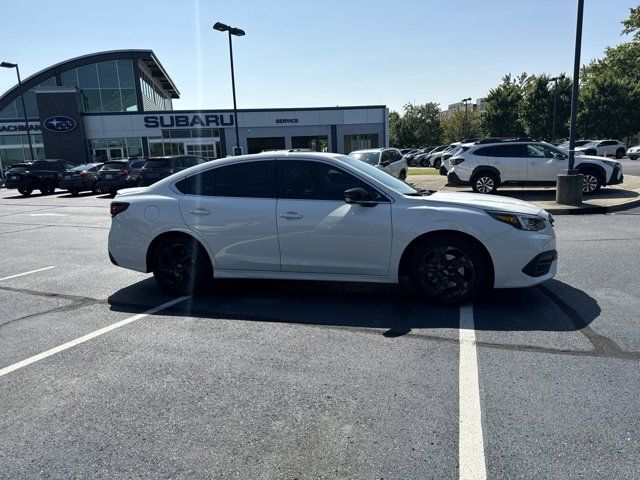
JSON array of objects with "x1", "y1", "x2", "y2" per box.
[
  {"x1": 59, "y1": 163, "x2": 103, "y2": 195},
  {"x1": 138, "y1": 155, "x2": 207, "y2": 187},
  {"x1": 5, "y1": 159, "x2": 74, "y2": 196},
  {"x1": 96, "y1": 158, "x2": 146, "y2": 196}
]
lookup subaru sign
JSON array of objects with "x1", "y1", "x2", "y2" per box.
[{"x1": 43, "y1": 116, "x2": 76, "y2": 132}]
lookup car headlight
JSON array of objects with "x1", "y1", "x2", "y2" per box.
[{"x1": 487, "y1": 211, "x2": 547, "y2": 231}]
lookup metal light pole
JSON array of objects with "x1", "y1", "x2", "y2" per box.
[
  {"x1": 556, "y1": 0, "x2": 584, "y2": 206},
  {"x1": 461, "y1": 97, "x2": 471, "y2": 139},
  {"x1": 548, "y1": 76, "x2": 559, "y2": 144},
  {"x1": 1, "y1": 61, "x2": 35, "y2": 161},
  {"x1": 213, "y1": 22, "x2": 245, "y2": 156}
]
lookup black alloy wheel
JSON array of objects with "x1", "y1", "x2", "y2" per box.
[
  {"x1": 18, "y1": 187, "x2": 32, "y2": 196},
  {"x1": 152, "y1": 236, "x2": 211, "y2": 295},
  {"x1": 40, "y1": 182, "x2": 55, "y2": 195},
  {"x1": 409, "y1": 237, "x2": 485, "y2": 305}
]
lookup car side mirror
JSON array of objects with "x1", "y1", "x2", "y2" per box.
[
  {"x1": 344, "y1": 187, "x2": 377, "y2": 207},
  {"x1": 555, "y1": 153, "x2": 567, "y2": 159}
]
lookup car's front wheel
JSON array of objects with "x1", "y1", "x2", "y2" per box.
[
  {"x1": 152, "y1": 235, "x2": 212, "y2": 295},
  {"x1": 581, "y1": 170, "x2": 602, "y2": 194},
  {"x1": 433, "y1": 159, "x2": 441, "y2": 169},
  {"x1": 471, "y1": 172, "x2": 498, "y2": 194},
  {"x1": 408, "y1": 236, "x2": 487, "y2": 305},
  {"x1": 18, "y1": 187, "x2": 32, "y2": 196},
  {"x1": 40, "y1": 181, "x2": 55, "y2": 195},
  {"x1": 615, "y1": 148, "x2": 625, "y2": 159}
]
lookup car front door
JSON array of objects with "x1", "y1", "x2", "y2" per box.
[
  {"x1": 526, "y1": 144, "x2": 566, "y2": 181},
  {"x1": 178, "y1": 159, "x2": 281, "y2": 271},
  {"x1": 275, "y1": 159, "x2": 393, "y2": 275}
]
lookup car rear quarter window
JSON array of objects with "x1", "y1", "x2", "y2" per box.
[
  {"x1": 143, "y1": 159, "x2": 170, "y2": 169},
  {"x1": 177, "y1": 161, "x2": 274, "y2": 198}
]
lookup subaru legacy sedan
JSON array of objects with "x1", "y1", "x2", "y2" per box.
[{"x1": 108, "y1": 152, "x2": 557, "y2": 305}]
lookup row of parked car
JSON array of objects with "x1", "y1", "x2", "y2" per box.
[{"x1": 3, "y1": 155, "x2": 208, "y2": 197}]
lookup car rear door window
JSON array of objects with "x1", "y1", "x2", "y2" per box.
[
  {"x1": 177, "y1": 161, "x2": 273, "y2": 198},
  {"x1": 277, "y1": 160, "x2": 381, "y2": 201}
]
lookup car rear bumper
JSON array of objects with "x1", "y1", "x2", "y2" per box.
[
  {"x1": 4, "y1": 178, "x2": 36, "y2": 189},
  {"x1": 108, "y1": 219, "x2": 151, "y2": 273},
  {"x1": 447, "y1": 171, "x2": 467, "y2": 185},
  {"x1": 59, "y1": 179, "x2": 94, "y2": 190},
  {"x1": 97, "y1": 178, "x2": 137, "y2": 189}
]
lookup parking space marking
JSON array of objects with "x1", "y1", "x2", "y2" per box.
[
  {"x1": 0, "y1": 266, "x2": 56, "y2": 281},
  {"x1": 0, "y1": 296, "x2": 189, "y2": 378},
  {"x1": 459, "y1": 304, "x2": 487, "y2": 480}
]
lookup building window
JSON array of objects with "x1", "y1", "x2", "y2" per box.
[
  {"x1": 147, "y1": 129, "x2": 222, "y2": 160},
  {"x1": 292, "y1": 135, "x2": 328, "y2": 152},
  {"x1": 344, "y1": 134, "x2": 379, "y2": 153},
  {"x1": 247, "y1": 137, "x2": 285, "y2": 154},
  {"x1": 87, "y1": 137, "x2": 143, "y2": 161}
]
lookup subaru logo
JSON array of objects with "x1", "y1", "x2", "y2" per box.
[{"x1": 43, "y1": 116, "x2": 76, "y2": 132}]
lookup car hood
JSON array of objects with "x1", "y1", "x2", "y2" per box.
[
  {"x1": 423, "y1": 191, "x2": 543, "y2": 215},
  {"x1": 575, "y1": 155, "x2": 619, "y2": 166}
]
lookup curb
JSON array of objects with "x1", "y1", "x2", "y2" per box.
[{"x1": 544, "y1": 196, "x2": 640, "y2": 215}]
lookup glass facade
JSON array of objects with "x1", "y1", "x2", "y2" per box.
[
  {"x1": 344, "y1": 134, "x2": 379, "y2": 152},
  {"x1": 61, "y1": 60, "x2": 138, "y2": 113},
  {"x1": 140, "y1": 71, "x2": 172, "y2": 110},
  {"x1": 0, "y1": 134, "x2": 46, "y2": 175},
  {"x1": 148, "y1": 129, "x2": 221, "y2": 160},
  {"x1": 87, "y1": 137, "x2": 143, "y2": 161},
  {"x1": 0, "y1": 77, "x2": 56, "y2": 119}
]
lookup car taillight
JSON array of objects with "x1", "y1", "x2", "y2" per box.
[
  {"x1": 450, "y1": 157, "x2": 465, "y2": 165},
  {"x1": 74, "y1": 172, "x2": 86, "y2": 177},
  {"x1": 110, "y1": 202, "x2": 129, "y2": 217},
  {"x1": 122, "y1": 169, "x2": 130, "y2": 175}
]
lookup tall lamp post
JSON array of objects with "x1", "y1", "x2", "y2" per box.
[
  {"x1": 213, "y1": 22, "x2": 245, "y2": 156},
  {"x1": 461, "y1": 97, "x2": 472, "y2": 139},
  {"x1": 548, "y1": 76, "x2": 559, "y2": 144},
  {"x1": 1, "y1": 61, "x2": 35, "y2": 162},
  {"x1": 556, "y1": 0, "x2": 584, "y2": 206}
]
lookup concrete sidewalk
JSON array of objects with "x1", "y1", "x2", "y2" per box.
[{"x1": 407, "y1": 173, "x2": 640, "y2": 214}]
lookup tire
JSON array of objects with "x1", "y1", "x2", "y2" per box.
[
  {"x1": 408, "y1": 235, "x2": 487, "y2": 305},
  {"x1": 399, "y1": 170, "x2": 407, "y2": 181},
  {"x1": 433, "y1": 159, "x2": 441, "y2": 169},
  {"x1": 18, "y1": 187, "x2": 32, "y2": 197},
  {"x1": 630, "y1": 155, "x2": 639, "y2": 161},
  {"x1": 471, "y1": 171, "x2": 499, "y2": 194},
  {"x1": 69, "y1": 189, "x2": 79, "y2": 196},
  {"x1": 615, "y1": 148, "x2": 625, "y2": 159},
  {"x1": 421, "y1": 157, "x2": 430, "y2": 167},
  {"x1": 40, "y1": 181, "x2": 55, "y2": 195},
  {"x1": 92, "y1": 182, "x2": 99, "y2": 194},
  {"x1": 109, "y1": 188, "x2": 117, "y2": 197},
  {"x1": 581, "y1": 169, "x2": 602, "y2": 194},
  {"x1": 152, "y1": 235, "x2": 212, "y2": 295}
]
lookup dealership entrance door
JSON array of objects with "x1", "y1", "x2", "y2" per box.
[
  {"x1": 184, "y1": 139, "x2": 217, "y2": 160},
  {"x1": 94, "y1": 148, "x2": 124, "y2": 162}
]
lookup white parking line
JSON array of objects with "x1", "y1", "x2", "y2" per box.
[
  {"x1": 0, "y1": 266, "x2": 56, "y2": 281},
  {"x1": 459, "y1": 304, "x2": 487, "y2": 480},
  {"x1": 0, "y1": 296, "x2": 190, "y2": 378}
]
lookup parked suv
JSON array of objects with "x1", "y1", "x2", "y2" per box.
[
  {"x1": 575, "y1": 139, "x2": 626, "y2": 159},
  {"x1": 138, "y1": 155, "x2": 207, "y2": 187},
  {"x1": 4, "y1": 159, "x2": 74, "y2": 196},
  {"x1": 626, "y1": 145, "x2": 639, "y2": 160},
  {"x1": 348, "y1": 148, "x2": 408, "y2": 180},
  {"x1": 446, "y1": 138, "x2": 623, "y2": 194},
  {"x1": 59, "y1": 163, "x2": 103, "y2": 195},
  {"x1": 97, "y1": 158, "x2": 146, "y2": 196}
]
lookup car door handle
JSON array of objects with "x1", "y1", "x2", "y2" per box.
[
  {"x1": 189, "y1": 208, "x2": 211, "y2": 216},
  {"x1": 530, "y1": 161, "x2": 538, "y2": 165},
  {"x1": 279, "y1": 212, "x2": 303, "y2": 220}
]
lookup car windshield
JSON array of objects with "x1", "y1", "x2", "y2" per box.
[
  {"x1": 103, "y1": 162, "x2": 127, "y2": 170},
  {"x1": 349, "y1": 152, "x2": 379, "y2": 166},
  {"x1": 70, "y1": 165, "x2": 90, "y2": 171},
  {"x1": 338, "y1": 155, "x2": 417, "y2": 194}
]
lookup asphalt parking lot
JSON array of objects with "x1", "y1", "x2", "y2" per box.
[{"x1": 1, "y1": 188, "x2": 639, "y2": 479}]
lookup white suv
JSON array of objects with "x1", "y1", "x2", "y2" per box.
[
  {"x1": 574, "y1": 139, "x2": 626, "y2": 159},
  {"x1": 349, "y1": 148, "x2": 408, "y2": 180},
  {"x1": 447, "y1": 139, "x2": 623, "y2": 194},
  {"x1": 108, "y1": 152, "x2": 557, "y2": 305}
]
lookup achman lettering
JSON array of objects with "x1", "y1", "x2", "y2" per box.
[
  {"x1": 0, "y1": 124, "x2": 41, "y2": 133},
  {"x1": 143, "y1": 114, "x2": 234, "y2": 128}
]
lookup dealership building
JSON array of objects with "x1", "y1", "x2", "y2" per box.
[{"x1": 0, "y1": 49, "x2": 388, "y2": 172}]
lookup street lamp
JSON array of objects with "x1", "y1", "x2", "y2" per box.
[
  {"x1": 556, "y1": 0, "x2": 584, "y2": 206},
  {"x1": 548, "y1": 76, "x2": 559, "y2": 144},
  {"x1": 1, "y1": 61, "x2": 35, "y2": 162},
  {"x1": 461, "y1": 97, "x2": 472, "y2": 139},
  {"x1": 213, "y1": 22, "x2": 245, "y2": 156}
]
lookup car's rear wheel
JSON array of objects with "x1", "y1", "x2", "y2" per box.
[
  {"x1": 471, "y1": 172, "x2": 498, "y2": 194},
  {"x1": 399, "y1": 170, "x2": 407, "y2": 181},
  {"x1": 109, "y1": 188, "x2": 117, "y2": 197},
  {"x1": 421, "y1": 157, "x2": 430, "y2": 167},
  {"x1": 18, "y1": 187, "x2": 32, "y2": 196},
  {"x1": 40, "y1": 181, "x2": 55, "y2": 195},
  {"x1": 152, "y1": 236, "x2": 212, "y2": 296},
  {"x1": 408, "y1": 236, "x2": 486, "y2": 305},
  {"x1": 581, "y1": 170, "x2": 602, "y2": 194},
  {"x1": 433, "y1": 159, "x2": 441, "y2": 169},
  {"x1": 630, "y1": 155, "x2": 639, "y2": 161},
  {"x1": 615, "y1": 148, "x2": 625, "y2": 159},
  {"x1": 69, "y1": 189, "x2": 79, "y2": 196}
]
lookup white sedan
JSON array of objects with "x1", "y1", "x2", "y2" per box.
[{"x1": 108, "y1": 152, "x2": 557, "y2": 304}]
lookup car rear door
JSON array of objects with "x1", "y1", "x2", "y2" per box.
[
  {"x1": 490, "y1": 144, "x2": 527, "y2": 181},
  {"x1": 275, "y1": 159, "x2": 392, "y2": 275},
  {"x1": 178, "y1": 159, "x2": 280, "y2": 271}
]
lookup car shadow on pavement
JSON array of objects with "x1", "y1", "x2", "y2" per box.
[{"x1": 107, "y1": 277, "x2": 599, "y2": 337}]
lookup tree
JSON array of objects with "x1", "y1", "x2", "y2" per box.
[
  {"x1": 441, "y1": 108, "x2": 485, "y2": 143},
  {"x1": 621, "y1": 5, "x2": 640, "y2": 41},
  {"x1": 389, "y1": 102, "x2": 443, "y2": 147},
  {"x1": 549, "y1": 75, "x2": 572, "y2": 141},
  {"x1": 482, "y1": 74, "x2": 525, "y2": 137},
  {"x1": 578, "y1": 75, "x2": 640, "y2": 140},
  {"x1": 519, "y1": 74, "x2": 553, "y2": 140}
]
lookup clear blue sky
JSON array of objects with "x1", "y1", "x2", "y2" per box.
[{"x1": 0, "y1": 0, "x2": 636, "y2": 112}]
